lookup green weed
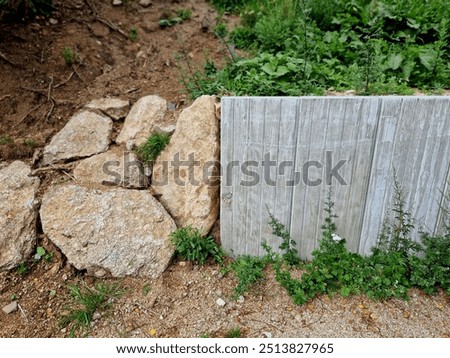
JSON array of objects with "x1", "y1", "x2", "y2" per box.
[
  {"x1": 129, "y1": 27, "x2": 138, "y2": 42},
  {"x1": 0, "y1": 135, "x2": 12, "y2": 145},
  {"x1": 60, "y1": 282, "x2": 123, "y2": 337},
  {"x1": 225, "y1": 327, "x2": 242, "y2": 338},
  {"x1": 135, "y1": 132, "x2": 170, "y2": 163},
  {"x1": 62, "y1": 46, "x2": 77, "y2": 66},
  {"x1": 178, "y1": 8, "x2": 192, "y2": 21},
  {"x1": 170, "y1": 226, "x2": 224, "y2": 265},
  {"x1": 188, "y1": 0, "x2": 450, "y2": 98},
  {"x1": 16, "y1": 262, "x2": 28, "y2": 276}
]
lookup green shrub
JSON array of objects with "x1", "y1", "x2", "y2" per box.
[
  {"x1": 135, "y1": 132, "x2": 170, "y2": 163},
  {"x1": 170, "y1": 226, "x2": 223, "y2": 265}
]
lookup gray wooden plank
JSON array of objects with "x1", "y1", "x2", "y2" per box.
[{"x1": 222, "y1": 96, "x2": 450, "y2": 259}]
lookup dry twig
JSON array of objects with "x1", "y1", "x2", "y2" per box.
[
  {"x1": 0, "y1": 50, "x2": 16, "y2": 66},
  {"x1": 15, "y1": 104, "x2": 42, "y2": 127}
]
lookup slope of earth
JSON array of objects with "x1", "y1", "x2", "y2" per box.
[{"x1": 0, "y1": 0, "x2": 449, "y2": 338}]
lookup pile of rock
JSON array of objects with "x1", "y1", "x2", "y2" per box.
[{"x1": 0, "y1": 95, "x2": 220, "y2": 278}]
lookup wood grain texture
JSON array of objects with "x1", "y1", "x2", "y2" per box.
[{"x1": 221, "y1": 97, "x2": 450, "y2": 259}]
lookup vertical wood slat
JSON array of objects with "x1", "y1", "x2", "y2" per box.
[{"x1": 221, "y1": 97, "x2": 450, "y2": 259}]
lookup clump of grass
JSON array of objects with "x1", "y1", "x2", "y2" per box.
[
  {"x1": 170, "y1": 226, "x2": 224, "y2": 265},
  {"x1": 225, "y1": 327, "x2": 242, "y2": 338},
  {"x1": 136, "y1": 132, "x2": 170, "y2": 163},
  {"x1": 60, "y1": 282, "x2": 123, "y2": 337}
]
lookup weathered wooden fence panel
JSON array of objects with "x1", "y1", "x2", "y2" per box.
[{"x1": 221, "y1": 97, "x2": 450, "y2": 259}]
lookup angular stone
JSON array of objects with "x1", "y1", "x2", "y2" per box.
[
  {"x1": 116, "y1": 95, "x2": 167, "y2": 147},
  {"x1": 85, "y1": 98, "x2": 130, "y2": 120},
  {"x1": 2, "y1": 301, "x2": 18, "y2": 314},
  {"x1": 0, "y1": 161, "x2": 40, "y2": 271},
  {"x1": 216, "y1": 298, "x2": 226, "y2": 307},
  {"x1": 73, "y1": 147, "x2": 148, "y2": 189},
  {"x1": 139, "y1": 0, "x2": 152, "y2": 7},
  {"x1": 152, "y1": 96, "x2": 219, "y2": 234},
  {"x1": 40, "y1": 185, "x2": 176, "y2": 278},
  {"x1": 43, "y1": 111, "x2": 113, "y2": 164},
  {"x1": 153, "y1": 124, "x2": 176, "y2": 135}
]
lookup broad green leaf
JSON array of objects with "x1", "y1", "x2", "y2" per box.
[
  {"x1": 419, "y1": 49, "x2": 436, "y2": 71},
  {"x1": 36, "y1": 246, "x2": 46, "y2": 257},
  {"x1": 387, "y1": 53, "x2": 403, "y2": 70},
  {"x1": 261, "y1": 63, "x2": 277, "y2": 76}
]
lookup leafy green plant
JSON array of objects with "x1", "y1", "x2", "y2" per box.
[
  {"x1": 186, "y1": 0, "x2": 450, "y2": 98},
  {"x1": 60, "y1": 282, "x2": 123, "y2": 337},
  {"x1": 228, "y1": 255, "x2": 267, "y2": 298},
  {"x1": 135, "y1": 132, "x2": 170, "y2": 163},
  {"x1": 225, "y1": 327, "x2": 242, "y2": 338},
  {"x1": 34, "y1": 246, "x2": 53, "y2": 263},
  {"x1": 170, "y1": 226, "x2": 224, "y2": 265},
  {"x1": 267, "y1": 209, "x2": 300, "y2": 266},
  {"x1": 129, "y1": 27, "x2": 138, "y2": 42}
]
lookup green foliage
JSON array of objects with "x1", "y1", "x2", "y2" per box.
[
  {"x1": 23, "y1": 139, "x2": 37, "y2": 148},
  {"x1": 16, "y1": 262, "x2": 28, "y2": 276},
  {"x1": 178, "y1": 8, "x2": 192, "y2": 21},
  {"x1": 225, "y1": 327, "x2": 242, "y2": 338},
  {"x1": 129, "y1": 27, "x2": 138, "y2": 42},
  {"x1": 209, "y1": 0, "x2": 257, "y2": 12},
  {"x1": 410, "y1": 232, "x2": 450, "y2": 294},
  {"x1": 0, "y1": 135, "x2": 12, "y2": 145},
  {"x1": 170, "y1": 226, "x2": 224, "y2": 265},
  {"x1": 142, "y1": 284, "x2": 151, "y2": 296},
  {"x1": 135, "y1": 132, "x2": 170, "y2": 163},
  {"x1": 62, "y1": 46, "x2": 77, "y2": 66},
  {"x1": 187, "y1": 0, "x2": 450, "y2": 98},
  {"x1": 60, "y1": 282, "x2": 123, "y2": 337},
  {"x1": 267, "y1": 209, "x2": 300, "y2": 266},
  {"x1": 34, "y1": 246, "x2": 53, "y2": 263},
  {"x1": 159, "y1": 9, "x2": 191, "y2": 28},
  {"x1": 228, "y1": 255, "x2": 266, "y2": 297}
]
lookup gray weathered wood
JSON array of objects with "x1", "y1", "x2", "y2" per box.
[{"x1": 221, "y1": 96, "x2": 450, "y2": 259}]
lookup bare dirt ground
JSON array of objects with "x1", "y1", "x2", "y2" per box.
[{"x1": 0, "y1": 0, "x2": 449, "y2": 338}]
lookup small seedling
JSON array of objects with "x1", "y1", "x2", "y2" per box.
[
  {"x1": 142, "y1": 284, "x2": 151, "y2": 296},
  {"x1": 200, "y1": 333, "x2": 210, "y2": 338},
  {"x1": 225, "y1": 327, "x2": 242, "y2": 338},
  {"x1": 62, "y1": 46, "x2": 77, "y2": 66},
  {"x1": 16, "y1": 262, "x2": 28, "y2": 276},
  {"x1": 11, "y1": 294, "x2": 17, "y2": 301},
  {"x1": 0, "y1": 135, "x2": 12, "y2": 145},
  {"x1": 23, "y1": 139, "x2": 38, "y2": 148},
  {"x1": 34, "y1": 246, "x2": 54, "y2": 263},
  {"x1": 135, "y1": 132, "x2": 170, "y2": 163},
  {"x1": 129, "y1": 27, "x2": 138, "y2": 41}
]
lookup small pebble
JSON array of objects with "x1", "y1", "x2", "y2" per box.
[{"x1": 216, "y1": 298, "x2": 226, "y2": 307}]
